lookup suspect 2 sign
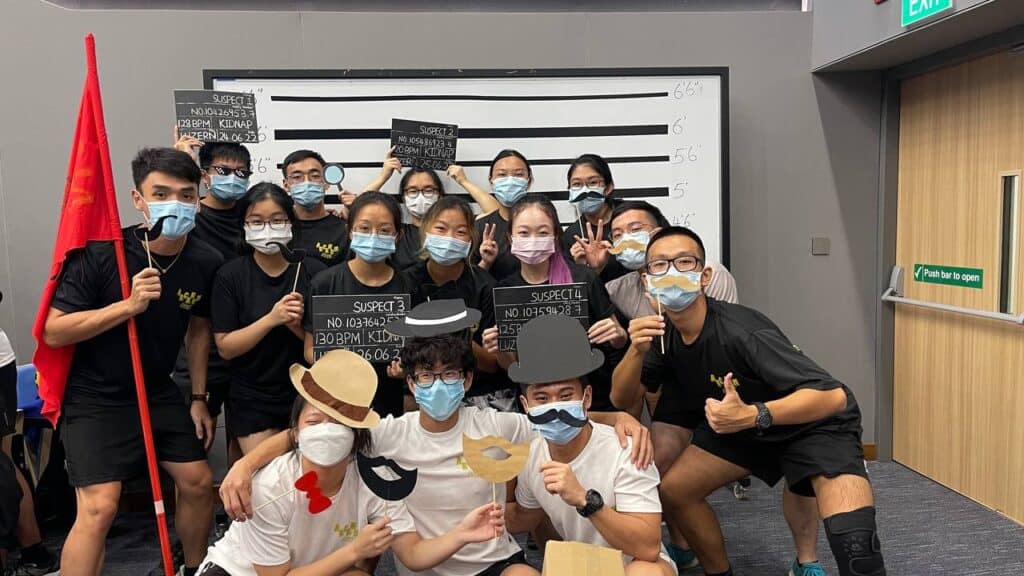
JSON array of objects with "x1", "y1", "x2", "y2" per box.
[
  {"x1": 312, "y1": 294, "x2": 411, "y2": 363},
  {"x1": 390, "y1": 118, "x2": 458, "y2": 171},
  {"x1": 493, "y1": 283, "x2": 589, "y2": 352},
  {"x1": 174, "y1": 90, "x2": 259, "y2": 143}
]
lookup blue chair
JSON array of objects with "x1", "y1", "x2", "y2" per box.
[
  {"x1": 16, "y1": 363, "x2": 43, "y2": 419},
  {"x1": 14, "y1": 364, "x2": 51, "y2": 486}
]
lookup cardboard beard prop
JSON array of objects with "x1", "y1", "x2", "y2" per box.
[
  {"x1": 269, "y1": 241, "x2": 307, "y2": 293},
  {"x1": 355, "y1": 453, "x2": 418, "y2": 502}
]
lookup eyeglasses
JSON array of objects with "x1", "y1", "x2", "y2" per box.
[
  {"x1": 404, "y1": 187, "x2": 440, "y2": 199},
  {"x1": 645, "y1": 255, "x2": 702, "y2": 276},
  {"x1": 287, "y1": 171, "x2": 324, "y2": 185},
  {"x1": 413, "y1": 369, "x2": 465, "y2": 387},
  {"x1": 244, "y1": 218, "x2": 290, "y2": 231},
  {"x1": 210, "y1": 165, "x2": 253, "y2": 179},
  {"x1": 611, "y1": 223, "x2": 653, "y2": 243},
  {"x1": 569, "y1": 178, "x2": 606, "y2": 193}
]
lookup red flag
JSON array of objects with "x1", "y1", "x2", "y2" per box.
[{"x1": 32, "y1": 36, "x2": 123, "y2": 426}]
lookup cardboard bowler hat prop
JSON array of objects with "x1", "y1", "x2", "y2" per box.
[
  {"x1": 288, "y1": 349, "x2": 380, "y2": 429},
  {"x1": 385, "y1": 299, "x2": 481, "y2": 338},
  {"x1": 508, "y1": 315, "x2": 604, "y2": 387}
]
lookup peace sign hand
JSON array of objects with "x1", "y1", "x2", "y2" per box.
[
  {"x1": 573, "y1": 219, "x2": 612, "y2": 272},
  {"x1": 479, "y1": 223, "x2": 499, "y2": 270}
]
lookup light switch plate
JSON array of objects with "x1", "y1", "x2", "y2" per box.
[{"x1": 811, "y1": 236, "x2": 831, "y2": 256}]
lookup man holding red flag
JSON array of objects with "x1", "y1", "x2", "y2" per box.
[{"x1": 40, "y1": 148, "x2": 220, "y2": 576}]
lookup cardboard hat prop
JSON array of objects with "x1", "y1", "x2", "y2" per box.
[
  {"x1": 462, "y1": 435, "x2": 531, "y2": 484},
  {"x1": 384, "y1": 299, "x2": 481, "y2": 338},
  {"x1": 508, "y1": 315, "x2": 604, "y2": 387},
  {"x1": 289, "y1": 349, "x2": 380, "y2": 429}
]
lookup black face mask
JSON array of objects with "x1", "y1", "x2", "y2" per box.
[
  {"x1": 526, "y1": 407, "x2": 587, "y2": 428},
  {"x1": 356, "y1": 453, "x2": 418, "y2": 502}
]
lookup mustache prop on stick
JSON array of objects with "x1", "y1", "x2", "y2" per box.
[
  {"x1": 134, "y1": 215, "x2": 176, "y2": 270},
  {"x1": 646, "y1": 274, "x2": 699, "y2": 353},
  {"x1": 269, "y1": 241, "x2": 307, "y2": 293},
  {"x1": 607, "y1": 238, "x2": 647, "y2": 255},
  {"x1": 525, "y1": 408, "x2": 588, "y2": 428},
  {"x1": 463, "y1": 435, "x2": 530, "y2": 539}
]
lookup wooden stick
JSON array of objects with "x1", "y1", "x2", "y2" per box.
[
  {"x1": 291, "y1": 261, "x2": 303, "y2": 293},
  {"x1": 255, "y1": 488, "x2": 296, "y2": 512},
  {"x1": 492, "y1": 483, "x2": 499, "y2": 540},
  {"x1": 657, "y1": 298, "x2": 665, "y2": 354},
  {"x1": 143, "y1": 230, "x2": 154, "y2": 269}
]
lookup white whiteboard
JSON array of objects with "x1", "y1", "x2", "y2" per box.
[{"x1": 208, "y1": 69, "x2": 728, "y2": 264}]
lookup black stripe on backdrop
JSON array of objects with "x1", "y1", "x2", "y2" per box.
[
  {"x1": 276, "y1": 125, "x2": 667, "y2": 140},
  {"x1": 275, "y1": 155, "x2": 670, "y2": 170},
  {"x1": 271, "y1": 92, "x2": 668, "y2": 102},
  {"x1": 322, "y1": 187, "x2": 667, "y2": 204}
]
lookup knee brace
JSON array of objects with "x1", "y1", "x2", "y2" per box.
[{"x1": 824, "y1": 506, "x2": 886, "y2": 576}]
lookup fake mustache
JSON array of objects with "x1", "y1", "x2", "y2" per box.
[
  {"x1": 526, "y1": 408, "x2": 588, "y2": 428},
  {"x1": 269, "y1": 241, "x2": 307, "y2": 263},
  {"x1": 134, "y1": 215, "x2": 176, "y2": 241},
  {"x1": 647, "y1": 274, "x2": 700, "y2": 291},
  {"x1": 608, "y1": 239, "x2": 647, "y2": 255},
  {"x1": 462, "y1": 434, "x2": 531, "y2": 483},
  {"x1": 570, "y1": 190, "x2": 605, "y2": 202},
  {"x1": 356, "y1": 453, "x2": 418, "y2": 502}
]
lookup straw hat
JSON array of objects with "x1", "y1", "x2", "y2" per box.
[{"x1": 289, "y1": 349, "x2": 380, "y2": 429}]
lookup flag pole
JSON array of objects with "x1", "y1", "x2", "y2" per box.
[{"x1": 85, "y1": 34, "x2": 175, "y2": 576}]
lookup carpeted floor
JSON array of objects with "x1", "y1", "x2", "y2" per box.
[{"x1": 49, "y1": 462, "x2": 1024, "y2": 575}]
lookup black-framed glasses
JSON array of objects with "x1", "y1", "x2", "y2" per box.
[
  {"x1": 244, "y1": 219, "x2": 291, "y2": 231},
  {"x1": 569, "y1": 178, "x2": 606, "y2": 193},
  {"x1": 210, "y1": 165, "x2": 253, "y2": 179},
  {"x1": 403, "y1": 187, "x2": 440, "y2": 199},
  {"x1": 287, "y1": 171, "x2": 324, "y2": 184},
  {"x1": 645, "y1": 255, "x2": 702, "y2": 276},
  {"x1": 413, "y1": 369, "x2": 465, "y2": 387}
]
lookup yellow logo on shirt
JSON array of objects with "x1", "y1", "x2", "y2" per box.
[
  {"x1": 455, "y1": 455, "x2": 471, "y2": 471},
  {"x1": 177, "y1": 289, "x2": 201, "y2": 311},
  {"x1": 334, "y1": 522, "x2": 357, "y2": 540},
  {"x1": 317, "y1": 242, "x2": 340, "y2": 260},
  {"x1": 709, "y1": 374, "x2": 740, "y2": 391}
]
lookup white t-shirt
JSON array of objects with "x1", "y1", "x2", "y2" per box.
[
  {"x1": 203, "y1": 453, "x2": 416, "y2": 575},
  {"x1": 515, "y1": 423, "x2": 675, "y2": 571},
  {"x1": 370, "y1": 406, "x2": 534, "y2": 576},
  {"x1": 0, "y1": 329, "x2": 14, "y2": 367}
]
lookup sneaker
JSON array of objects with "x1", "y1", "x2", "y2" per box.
[
  {"x1": 14, "y1": 549, "x2": 59, "y2": 576},
  {"x1": 665, "y1": 542, "x2": 700, "y2": 570},
  {"x1": 732, "y1": 481, "x2": 750, "y2": 501},
  {"x1": 788, "y1": 558, "x2": 827, "y2": 576}
]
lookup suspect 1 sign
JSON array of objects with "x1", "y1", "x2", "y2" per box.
[
  {"x1": 312, "y1": 294, "x2": 411, "y2": 363},
  {"x1": 390, "y1": 118, "x2": 458, "y2": 170},
  {"x1": 174, "y1": 90, "x2": 259, "y2": 143},
  {"x1": 493, "y1": 283, "x2": 590, "y2": 352}
]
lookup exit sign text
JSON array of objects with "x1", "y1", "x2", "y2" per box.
[{"x1": 902, "y1": 0, "x2": 953, "y2": 27}]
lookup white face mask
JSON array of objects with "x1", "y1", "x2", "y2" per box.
[
  {"x1": 297, "y1": 422, "x2": 354, "y2": 467},
  {"x1": 406, "y1": 195, "x2": 436, "y2": 219},
  {"x1": 245, "y1": 224, "x2": 293, "y2": 255}
]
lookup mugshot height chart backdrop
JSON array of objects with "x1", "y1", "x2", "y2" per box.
[{"x1": 207, "y1": 69, "x2": 729, "y2": 264}]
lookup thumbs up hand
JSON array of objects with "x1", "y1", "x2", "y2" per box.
[{"x1": 705, "y1": 373, "x2": 758, "y2": 434}]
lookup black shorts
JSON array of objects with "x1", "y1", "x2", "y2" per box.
[
  {"x1": 692, "y1": 425, "x2": 868, "y2": 497},
  {"x1": 651, "y1": 400, "x2": 703, "y2": 430},
  {"x1": 225, "y1": 391, "x2": 295, "y2": 438},
  {"x1": 476, "y1": 551, "x2": 530, "y2": 576},
  {"x1": 0, "y1": 361, "x2": 15, "y2": 437},
  {"x1": 61, "y1": 396, "x2": 207, "y2": 486},
  {"x1": 0, "y1": 453, "x2": 21, "y2": 550}
]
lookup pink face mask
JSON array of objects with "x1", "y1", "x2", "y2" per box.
[{"x1": 511, "y1": 236, "x2": 556, "y2": 265}]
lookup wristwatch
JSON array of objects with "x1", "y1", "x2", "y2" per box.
[
  {"x1": 753, "y1": 402, "x2": 773, "y2": 435},
  {"x1": 190, "y1": 393, "x2": 209, "y2": 403},
  {"x1": 576, "y1": 489, "x2": 604, "y2": 518}
]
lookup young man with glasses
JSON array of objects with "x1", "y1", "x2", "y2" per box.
[
  {"x1": 281, "y1": 150, "x2": 350, "y2": 267},
  {"x1": 612, "y1": 227, "x2": 886, "y2": 576}
]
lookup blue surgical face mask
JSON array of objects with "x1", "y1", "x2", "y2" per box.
[
  {"x1": 414, "y1": 378, "x2": 465, "y2": 421},
  {"x1": 145, "y1": 200, "x2": 197, "y2": 240},
  {"x1": 424, "y1": 234, "x2": 471, "y2": 266},
  {"x1": 569, "y1": 187, "x2": 607, "y2": 216},
  {"x1": 527, "y1": 399, "x2": 587, "y2": 445},
  {"x1": 646, "y1": 268, "x2": 702, "y2": 312},
  {"x1": 492, "y1": 177, "x2": 530, "y2": 207},
  {"x1": 613, "y1": 231, "x2": 650, "y2": 271},
  {"x1": 208, "y1": 174, "x2": 248, "y2": 201},
  {"x1": 350, "y1": 232, "x2": 396, "y2": 263},
  {"x1": 290, "y1": 182, "x2": 325, "y2": 210}
]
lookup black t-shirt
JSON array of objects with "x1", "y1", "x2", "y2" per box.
[
  {"x1": 211, "y1": 255, "x2": 327, "y2": 406},
  {"x1": 497, "y1": 261, "x2": 622, "y2": 411},
  {"x1": 393, "y1": 223, "x2": 422, "y2": 272},
  {"x1": 473, "y1": 211, "x2": 520, "y2": 282},
  {"x1": 52, "y1": 227, "x2": 223, "y2": 405},
  {"x1": 293, "y1": 215, "x2": 349, "y2": 268},
  {"x1": 193, "y1": 202, "x2": 245, "y2": 262},
  {"x1": 303, "y1": 262, "x2": 423, "y2": 417},
  {"x1": 641, "y1": 299, "x2": 861, "y2": 441},
  {"x1": 560, "y1": 202, "x2": 628, "y2": 283}
]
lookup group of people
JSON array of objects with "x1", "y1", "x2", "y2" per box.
[{"x1": 0, "y1": 132, "x2": 888, "y2": 576}]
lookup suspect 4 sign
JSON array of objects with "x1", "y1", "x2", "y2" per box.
[{"x1": 913, "y1": 264, "x2": 983, "y2": 289}]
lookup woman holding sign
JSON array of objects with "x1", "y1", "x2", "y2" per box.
[
  {"x1": 482, "y1": 194, "x2": 627, "y2": 412},
  {"x1": 211, "y1": 184, "x2": 327, "y2": 455},
  {"x1": 303, "y1": 192, "x2": 423, "y2": 417}
]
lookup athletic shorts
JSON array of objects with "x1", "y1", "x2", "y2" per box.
[
  {"x1": 61, "y1": 396, "x2": 207, "y2": 486},
  {"x1": 225, "y1": 391, "x2": 295, "y2": 438},
  {"x1": 0, "y1": 361, "x2": 15, "y2": 437},
  {"x1": 476, "y1": 550, "x2": 530, "y2": 576},
  {"x1": 0, "y1": 453, "x2": 21, "y2": 550},
  {"x1": 692, "y1": 425, "x2": 868, "y2": 497}
]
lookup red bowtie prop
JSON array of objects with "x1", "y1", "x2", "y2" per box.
[{"x1": 295, "y1": 470, "x2": 331, "y2": 514}]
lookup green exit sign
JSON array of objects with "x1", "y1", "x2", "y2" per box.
[
  {"x1": 902, "y1": 0, "x2": 953, "y2": 27},
  {"x1": 913, "y1": 264, "x2": 983, "y2": 289}
]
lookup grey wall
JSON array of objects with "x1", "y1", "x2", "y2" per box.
[{"x1": 0, "y1": 1, "x2": 883, "y2": 440}]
